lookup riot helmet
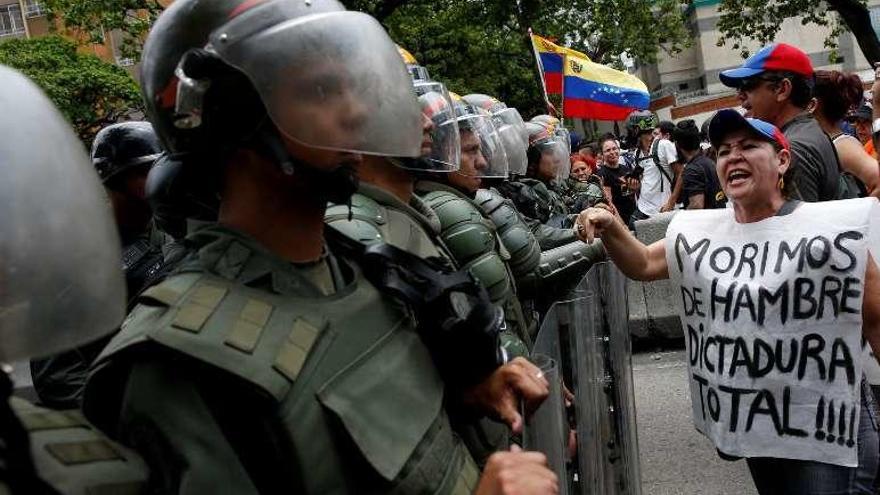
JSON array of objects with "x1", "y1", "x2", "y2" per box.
[
  {"x1": 626, "y1": 110, "x2": 659, "y2": 136},
  {"x1": 91, "y1": 122, "x2": 163, "y2": 184},
  {"x1": 526, "y1": 121, "x2": 568, "y2": 183},
  {"x1": 532, "y1": 114, "x2": 572, "y2": 157},
  {"x1": 410, "y1": 81, "x2": 460, "y2": 172},
  {"x1": 463, "y1": 94, "x2": 528, "y2": 176},
  {"x1": 141, "y1": 0, "x2": 422, "y2": 161},
  {"x1": 0, "y1": 65, "x2": 125, "y2": 361},
  {"x1": 397, "y1": 45, "x2": 431, "y2": 83},
  {"x1": 451, "y1": 94, "x2": 508, "y2": 179}
]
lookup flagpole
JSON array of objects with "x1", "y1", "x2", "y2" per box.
[
  {"x1": 559, "y1": 53, "x2": 565, "y2": 119},
  {"x1": 527, "y1": 28, "x2": 554, "y2": 115}
]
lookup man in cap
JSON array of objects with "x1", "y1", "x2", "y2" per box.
[
  {"x1": 719, "y1": 42, "x2": 841, "y2": 201},
  {"x1": 81, "y1": 1, "x2": 557, "y2": 493}
]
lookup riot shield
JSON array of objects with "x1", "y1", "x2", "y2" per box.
[
  {"x1": 524, "y1": 354, "x2": 569, "y2": 495},
  {"x1": 596, "y1": 263, "x2": 641, "y2": 495},
  {"x1": 536, "y1": 262, "x2": 641, "y2": 495}
]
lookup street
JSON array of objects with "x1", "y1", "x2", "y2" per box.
[{"x1": 633, "y1": 349, "x2": 757, "y2": 495}]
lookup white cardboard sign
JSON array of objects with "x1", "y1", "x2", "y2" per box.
[{"x1": 665, "y1": 198, "x2": 880, "y2": 467}]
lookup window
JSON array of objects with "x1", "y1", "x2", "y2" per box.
[
  {"x1": 0, "y1": 3, "x2": 25, "y2": 37},
  {"x1": 678, "y1": 83, "x2": 690, "y2": 90},
  {"x1": 23, "y1": 0, "x2": 45, "y2": 18}
]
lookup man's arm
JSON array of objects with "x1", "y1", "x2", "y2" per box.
[{"x1": 863, "y1": 256, "x2": 880, "y2": 363}]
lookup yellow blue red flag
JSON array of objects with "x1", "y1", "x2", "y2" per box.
[
  {"x1": 529, "y1": 33, "x2": 587, "y2": 95},
  {"x1": 562, "y1": 52, "x2": 650, "y2": 121}
]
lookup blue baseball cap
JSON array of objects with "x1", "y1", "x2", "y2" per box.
[
  {"x1": 719, "y1": 43, "x2": 814, "y2": 88},
  {"x1": 708, "y1": 109, "x2": 790, "y2": 152}
]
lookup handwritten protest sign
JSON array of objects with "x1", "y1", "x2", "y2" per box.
[{"x1": 665, "y1": 198, "x2": 880, "y2": 467}]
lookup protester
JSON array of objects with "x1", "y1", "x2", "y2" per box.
[
  {"x1": 671, "y1": 119, "x2": 726, "y2": 209},
  {"x1": 576, "y1": 108, "x2": 880, "y2": 494},
  {"x1": 721, "y1": 42, "x2": 841, "y2": 201},
  {"x1": 628, "y1": 111, "x2": 680, "y2": 223},
  {"x1": 813, "y1": 70, "x2": 880, "y2": 197},
  {"x1": 596, "y1": 133, "x2": 637, "y2": 225},
  {"x1": 848, "y1": 104, "x2": 874, "y2": 146}
]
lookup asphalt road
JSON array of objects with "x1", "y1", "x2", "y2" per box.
[{"x1": 633, "y1": 349, "x2": 757, "y2": 495}]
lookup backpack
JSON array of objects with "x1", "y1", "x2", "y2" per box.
[{"x1": 635, "y1": 139, "x2": 675, "y2": 192}]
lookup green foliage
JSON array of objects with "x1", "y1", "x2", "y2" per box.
[
  {"x1": 715, "y1": 0, "x2": 880, "y2": 64},
  {"x1": 0, "y1": 36, "x2": 142, "y2": 142},
  {"x1": 344, "y1": 0, "x2": 693, "y2": 117},
  {"x1": 41, "y1": 0, "x2": 163, "y2": 61}
]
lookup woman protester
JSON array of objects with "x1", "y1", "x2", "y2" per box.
[
  {"x1": 576, "y1": 108, "x2": 880, "y2": 494},
  {"x1": 813, "y1": 70, "x2": 880, "y2": 198}
]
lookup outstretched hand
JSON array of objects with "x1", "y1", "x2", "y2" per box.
[{"x1": 574, "y1": 206, "x2": 616, "y2": 244}]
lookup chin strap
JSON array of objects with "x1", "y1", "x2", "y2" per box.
[{"x1": 256, "y1": 127, "x2": 359, "y2": 205}]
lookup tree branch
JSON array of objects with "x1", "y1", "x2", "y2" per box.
[{"x1": 828, "y1": 0, "x2": 880, "y2": 65}]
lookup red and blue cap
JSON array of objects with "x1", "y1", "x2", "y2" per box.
[
  {"x1": 708, "y1": 109, "x2": 790, "y2": 152},
  {"x1": 719, "y1": 43, "x2": 814, "y2": 88}
]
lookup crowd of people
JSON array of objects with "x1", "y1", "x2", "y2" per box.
[{"x1": 1, "y1": 0, "x2": 880, "y2": 493}]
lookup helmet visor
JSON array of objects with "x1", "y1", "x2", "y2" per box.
[
  {"x1": 495, "y1": 108, "x2": 528, "y2": 148},
  {"x1": 457, "y1": 113, "x2": 509, "y2": 178},
  {"x1": 212, "y1": 11, "x2": 422, "y2": 157},
  {"x1": 408, "y1": 81, "x2": 460, "y2": 172},
  {"x1": 496, "y1": 122, "x2": 527, "y2": 176},
  {"x1": 534, "y1": 139, "x2": 569, "y2": 182},
  {"x1": 0, "y1": 66, "x2": 125, "y2": 361}
]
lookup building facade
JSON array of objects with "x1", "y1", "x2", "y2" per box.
[{"x1": 633, "y1": 0, "x2": 880, "y2": 127}]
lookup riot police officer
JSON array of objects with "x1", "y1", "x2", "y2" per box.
[
  {"x1": 0, "y1": 64, "x2": 148, "y2": 494},
  {"x1": 30, "y1": 121, "x2": 168, "y2": 410},
  {"x1": 81, "y1": 2, "x2": 556, "y2": 494}
]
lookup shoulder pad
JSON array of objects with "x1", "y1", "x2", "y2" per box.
[
  {"x1": 98, "y1": 273, "x2": 328, "y2": 402},
  {"x1": 325, "y1": 193, "x2": 386, "y2": 245},
  {"x1": 11, "y1": 397, "x2": 149, "y2": 494},
  {"x1": 420, "y1": 190, "x2": 486, "y2": 232},
  {"x1": 475, "y1": 190, "x2": 540, "y2": 277}
]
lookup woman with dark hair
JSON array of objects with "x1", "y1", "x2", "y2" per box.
[
  {"x1": 576, "y1": 108, "x2": 880, "y2": 494},
  {"x1": 813, "y1": 70, "x2": 879, "y2": 197}
]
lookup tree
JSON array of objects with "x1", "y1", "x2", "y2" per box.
[
  {"x1": 41, "y1": 0, "x2": 163, "y2": 61},
  {"x1": 344, "y1": 0, "x2": 693, "y2": 116},
  {"x1": 0, "y1": 36, "x2": 142, "y2": 142},
  {"x1": 716, "y1": 0, "x2": 880, "y2": 65}
]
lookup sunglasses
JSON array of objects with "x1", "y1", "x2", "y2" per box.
[{"x1": 738, "y1": 76, "x2": 784, "y2": 92}]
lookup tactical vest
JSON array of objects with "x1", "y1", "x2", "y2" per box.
[
  {"x1": 561, "y1": 176, "x2": 605, "y2": 212},
  {"x1": 83, "y1": 226, "x2": 479, "y2": 495},
  {"x1": 11, "y1": 397, "x2": 149, "y2": 494},
  {"x1": 326, "y1": 184, "x2": 524, "y2": 467}
]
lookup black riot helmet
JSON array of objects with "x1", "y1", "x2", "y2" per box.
[
  {"x1": 141, "y1": 0, "x2": 421, "y2": 161},
  {"x1": 91, "y1": 121, "x2": 162, "y2": 184}
]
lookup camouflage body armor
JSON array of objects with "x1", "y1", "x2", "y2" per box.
[
  {"x1": 559, "y1": 175, "x2": 605, "y2": 213},
  {"x1": 326, "y1": 183, "x2": 529, "y2": 357},
  {"x1": 474, "y1": 187, "x2": 607, "y2": 314},
  {"x1": 415, "y1": 180, "x2": 534, "y2": 354},
  {"x1": 326, "y1": 183, "x2": 520, "y2": 466},
  {"x1": 83, "y1": 225, "x2": 480, "y2": 495}
]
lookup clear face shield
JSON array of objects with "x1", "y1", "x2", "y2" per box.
[
  {"x1": 533, "y1": 139, "x2": 569, "y2": 183},
  {"x1": 210, "y1": 11, "x2": 423, "y2": 158},
  {"x1": 456, "y1": 109, "x2": 509, "y2": 179},
  {"x1": 408, "y1": 81, "x2": 460, "y2": 172},
  {"x1": 493, "y1": 116, "x2": 528, "y2": 177},
  {"x1": 0, "y1": 66, "x2": 125, "y2": 362},
  {"x1": 495, "y1": 107, "x2": 528, "y2": 149}
]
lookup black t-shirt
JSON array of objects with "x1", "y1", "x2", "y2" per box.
[
  {"x1": 780, "y1": 114, "x2": 841, "y2": 202},
  {"x1": 682, "y1": 154, "x2": 725, "y2": 209},
  {"x1": 598, "y1": 161, "x2": 636, "y2": 223}
]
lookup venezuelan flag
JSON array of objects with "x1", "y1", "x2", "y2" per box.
[
  {"x1": 563, "y1": 53, "x2": 650, "y2": 121},
  {"x1": 530, "y1": 34, "x2": 587, "y2": 95}
]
